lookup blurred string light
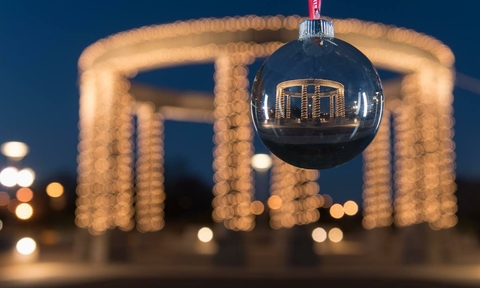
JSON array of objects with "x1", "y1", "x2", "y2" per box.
[
  {"x1": 136, "y1": 103, "x2": 165, "y2": 232},
  {"x1": 250, "y1": 200, "x2": 264, "y2": 215},
  {"x1": 197, "y1": 227, "x2": 214, "y2": 243},
  {"x1": 77, "y1": 15, "x2": 457, "y2": 233},
  {"x1": 15, "y1": 203, "x2": 33, "y2": 220},
  {"x1": 269, "y1": 155, "x2": 320, "y2": 229},
  {"x1": 16, "y1": 237, "x2": 36, "y2": 255},
  {"x1": 0, "y1": 167, "x2": 18, "y2": 187},
  {"x1": 1, "y1": 142, "x2": 29, "y2": 160}
]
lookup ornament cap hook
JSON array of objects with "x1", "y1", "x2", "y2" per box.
[{"x1": 299, "y1": 19, "x2": 334, "y2": 40}]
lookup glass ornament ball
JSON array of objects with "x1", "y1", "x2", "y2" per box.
[{"x1": 251, "y1": 19, "x2": 384, "y2": 169}]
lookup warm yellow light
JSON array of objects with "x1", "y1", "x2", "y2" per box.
[
  {"x1": 312, "y1": 227, "x2": 327, "y2": 243},
  {"x1": 46, "y1": 182, "x2": 64, "y2": 198},
  {"x1": 17, "y1": 169, "x2": 35, "y2": 188},
  {"x1": 0, "y1": 167, "x2": 18, "y2": 187},
  {"x1": 328, "y1": 228, "x2": 343, "y2": 243},
  {"x1": 267, "y1": 195, "x2": 283, "y2": 210},
  {"x1": 251, "y1": 154, "x2": 273, "y2": 172},
  {"x1": 0, "y1": 192, "x2": 10, "y2": 206},
  {"x1": 1, "y1": 142, "x2": 29, "y2": 159},
  {"x1": 15, "y1": 203, "x2": 33, "y2": 220},
  {"x1": 16, "y1": 237, "x2": 36, "y2": 255},
  {"x1": 344, "y1": 200, "x2": 359, "y2": 216},
  {"x1": 250, "y1": 200, "x2": 264, "y2": 215},
  {"x1": 197, "y1": 227, "x2": 213, "y2": 243},
  {"x1": 330, "y1": 204, "x2": 345, "y2": 219},
  {"x1": 16, "y1": 188, "x2": 33, "y2": 202}
]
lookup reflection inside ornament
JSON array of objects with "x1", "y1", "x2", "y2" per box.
[{"x1": 251, "y1": 19, "x2": 384, "y2": 169}]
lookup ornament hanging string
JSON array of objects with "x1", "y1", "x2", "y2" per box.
[{"x1": 308, "y1": 0, "x2": 322, "y2": 19}]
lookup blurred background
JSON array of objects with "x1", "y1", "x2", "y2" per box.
[{"x1": 0, "y1": 0, "x2": 479, "y2": 287}]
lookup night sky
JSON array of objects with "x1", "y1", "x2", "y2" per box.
[{"x1": 0, "y1": 0, "x2": 478, "y2": 203}]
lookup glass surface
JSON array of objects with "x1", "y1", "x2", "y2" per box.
[{"x1": 251, "y1": 37, "x2": 384, "y2": 169}]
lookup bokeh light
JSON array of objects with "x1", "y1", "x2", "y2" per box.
[
  {"x1": 1, "y1": 142, "x2": 29, "y2": 159},
  {"x1": 267, "y1": 195, "x2": 283, "y2": 210},
  {"x1": 46, "y1": 182, "x2": 64, "y2": 198},
  {"x1": 330, "y1": 204, "x2": 345, "y2": 219},
  {"x1": 328, "y1": 228, "x2": 343, "y2": 243},
  {"x1": 322, "y1": 194, "x2": 333, "y2": 208},
  {"x1": 0, "y1": 219, "x2": 3, "y2": 231},
  {"x1": 15, "y1": 203, "x2": 33, "y2": 220},
  {"x1": 0, "y1": 167, "x2": 18, "y2": 187},
  {"x1": 16, "y1": 188, "x2": 33, "y2": 202},
  {"x1": 7, "y1": 199, "x2": 19, "y2": 213},
  {"x1": 17, "y1": 169, "x2": 35, "y2": 188},
  {"x1": 250, "y1": 200, "x2": 265, "y2": 215},
  {"x1": 16, "y1": 237, "x2": 36, "y2": 255},
  {"x1": 344, "y1": 200, "x2": 359, "y2": 216},
  {"x1": 0, "y1": 192, "x2": 10, "y2": 206},
  {"x1": 197, "y1": 227, "x2": 213, "y2": 243},
  {"x1": 312, "y1": 227, "x2": 327, "y2": 243},
  {"x1": 251, "y1": 154, "x2": 273, "y2": 172}
]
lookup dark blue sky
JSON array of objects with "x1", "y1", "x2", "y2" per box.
[{"x1": 0, "y1": 0, "x2": 478, "y2": 203}]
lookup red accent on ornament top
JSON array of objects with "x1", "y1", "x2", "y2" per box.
[{"x1": 309, "y1": 0, "x2": 322, "y2": 19}]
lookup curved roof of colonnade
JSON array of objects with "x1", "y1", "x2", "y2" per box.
[{"x1": 78, "y1": 15, "x2": 454, "y2": 75}]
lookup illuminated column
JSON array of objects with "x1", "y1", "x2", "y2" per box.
[
  {"x1": 329, "y1": 95, "x2": 335, "y2": 118},
  {"x1": 275, "y1": 88, "x2": 282, "y2": 119},
  {"x1": 362, "y1": 110, "x2": 393, "y2": 230},
  {"x1": 312, "y1": 85, "x2": 321, "y2": 118},
  {"x1": 76, "y1": 69, "x2": 118, "y2": 235},
  {"x1": 286, "y1": 91, "x2": 291, "y2": 119},
  {"x1": 337, "y1": 89, "x2": 345, "y2": 118},
  {"x1": 269, "y1": 156, "x2": 320, "y2": 229},
  {"x1": 111, "y1": 77, "x2": 135, "y2": 231},
  {"x1": 136, "y1": 103, "x2": 165, "y2": 232},
  {"x1": 393, "y1": 74, "x2": 423, "y2": 227},
  {"x1": 76, "y1": 70, "x2": 97, "y2": 232},
  {"x1": 415, "y1": 67, "x2": 457, "y2": 230},
  {"x1": 393, "y1": 71, "x2": 457, "y2": 229},
  {"x1": 212, "y1": 54, "x2": 254, "y2": 231},
  {"x1": 301, "y1": 85, "x2": 308, "y2": 119}
]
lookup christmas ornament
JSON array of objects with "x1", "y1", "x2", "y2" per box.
[{"x1": 251, "y1": 0, "x2": 384, "y2": 169}]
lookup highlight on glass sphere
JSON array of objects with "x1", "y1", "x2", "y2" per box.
[{"x1": 251, "y1": 19, "x2": 384, "y2": 169}]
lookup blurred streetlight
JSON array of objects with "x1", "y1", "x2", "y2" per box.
[
  {"x1": 0, "y1": 167, "x2": 19, "y2": 187},
  {"x1": 251, "y1": 154, "x2": 272, "y2": 172},
  {"x1": 330, "y1": 204, "x2": 345, "y2": 219},
  {"x1": 15, "y1": 203, "x2": 33, "y2": 220},
  {"x1": 17, "y1": 169, "x2": 35, "y2": 187},
  {"x1": 344, "y1": 200, "x2": 359, "y2": 216},
  {"x1": 16, "y1": 237, "x2": 36, "y2": 255},
  {"x1": 1, "y1": 142, "x2": 29, "y2": 161},
  {"x1": 197, "y1": 227, "x2": 213, "y2": 243},
  {"x1": 328, "y1": 228, "x2": 344, "y2": 243},
  {"x1": 16, "y1": 188, "x2": 33, "y2": 202},
  {"x1": 312, "y1": 227, "x2": 327, "y2": 243},
  {"x1": 46, "y1": 182, "x2": 64, "y2": 198}
]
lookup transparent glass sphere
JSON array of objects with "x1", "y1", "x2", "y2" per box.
[{"x1": 251, "y1": 31, "x2": 384, "y2": 169}]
